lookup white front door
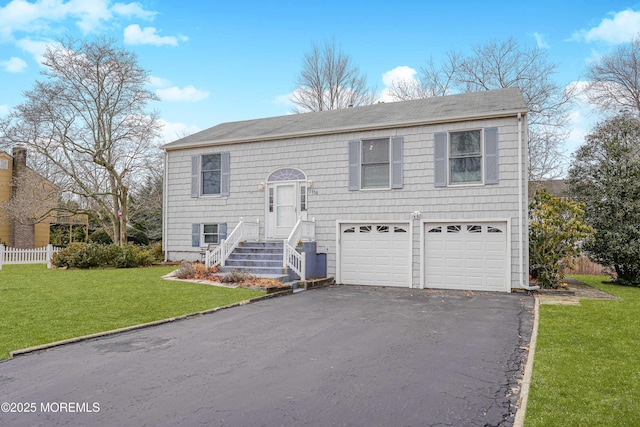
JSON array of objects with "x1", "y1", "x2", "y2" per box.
[
  {"x1": 267, "y1": 182, "x2": 305, "y2": 239},
  {"x1": 275, "y1": 183, "x2": 296, "y2": 237}
]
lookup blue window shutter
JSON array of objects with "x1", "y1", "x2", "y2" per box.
[
  {"x1": 191, "y1": 156, "x2": 199, "y2": 198},
  {"x1": 221, "y1": 152, "x2": 230, "y2": 196},
  {"x1": 219, "y1": 222, "x2": 227, "y2": 241},
  {"x1": 191, "y1": 224, "x2": 200, "y2": 247},
  {"x1": 391, "y1": 136, "x2": 404, "y2": 189},
  {"x1": 434, "y1": 132, "x2": 447, "y2": 187},
  {"x1": 348, "y1": 140, "x2": 360, "y2": 191},
  {"x1": 484, "y1": 128, "x2": 499, "y2": 184}
]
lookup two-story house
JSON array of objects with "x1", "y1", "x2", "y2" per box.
[
  {"x1": 162, "y1": 88, "x2": 530, "y2": 292},
  {"x1": 0, "y1": 147, "x2": 57, "y2": 248}
]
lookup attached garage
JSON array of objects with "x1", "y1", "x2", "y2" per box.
[
  {"x1": 338, "y1": 222, "x2": 411, "y2": 287},
  {"x1": 423, "y1": 222, "x2": 510, "y2": 292}
]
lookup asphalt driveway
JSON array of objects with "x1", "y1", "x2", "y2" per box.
[{"x1": 0, "y1": 285, "x2": 534, "y2": 427}]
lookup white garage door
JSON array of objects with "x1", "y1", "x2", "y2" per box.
[
  {"x1": 340, "y1": 223, "x2": 411, "y2": 287},
  {"x1": 424, "y1": 222, "x2": 508, "y2": 292}
]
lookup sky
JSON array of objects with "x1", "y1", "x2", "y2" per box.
[{"x1": 1, "y1": 0, "x2": 640, "y2": 162}]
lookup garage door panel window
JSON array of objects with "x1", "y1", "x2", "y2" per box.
[{"x1": 467, "y1": 225, "x2": 482, "y2": 233}]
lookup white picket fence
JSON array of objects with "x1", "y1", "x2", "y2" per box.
[{"x1": 0, "y1": 244, "x2": 61, "y2": 270}]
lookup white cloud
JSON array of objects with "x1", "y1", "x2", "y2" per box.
[
  {"x1": 157, "y1": 119, "x2": 201, "y2": 144},
  {"x1": 0, "y1": 104, "x2": 8, "y2": 117},
  {"x1": 15, "y1": 37, "x2": 54, "y2": 65},
  {"x1": 112, "y1": 2, "x2": 157, "y2": 20},
  {"x1": 148, "y1": 75, "x2": 172, "y2": 87},
  {"x1": 156, "y1": 85, "x2": 209, "y2": 102},
  {"x1": 274, "y1": 92, "x2": 294, "y2": 106},
  {"x1": 1, "y1": 56, "x2": 28, "y2": 72},
  {"x1": 379, "y1": 65, "x2": 418, "y2": 102},
  {"x1": 533, "y1": 32, "x2": 550, "y2": 49},
  {"x1": 0, "y1": 0, "x2": 158, "y2": 40},
  {"x1": 573, "y1": 9, "x2": 640, "y2": 44},
  {"x1": 124, "y1": 24, "x2": 187, "y2": 46}
]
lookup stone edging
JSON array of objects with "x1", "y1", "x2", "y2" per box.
[{"x1": 513, "y1": 295, "x2": 540, "y2": 427}]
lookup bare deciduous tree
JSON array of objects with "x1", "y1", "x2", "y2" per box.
[
  {"x1": 290, "y1": 40, "x2": 376, "y2": 112},
  {"x1": 586, "y1": 35, "x2": 640, "y2": 116},
  {"x1": 0, "y1": 37, "x2": 160, "y2": 245},
  {"x1": 387, "y1": 53, "x2": 460, "y2": 100},
  {"x1": 388, "y1": 37, "x2": 575, "y2": 180}
]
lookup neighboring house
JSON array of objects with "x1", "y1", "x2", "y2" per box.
[
  {"x1": 162, "y1": 88, "x2": 531, "y2": 292},
  {"x1": 0, "y1": 147, "x2": 57, "y2": 248},
  {"x1": 528, "y1": 179, "x2": 568, "y2": 202}
]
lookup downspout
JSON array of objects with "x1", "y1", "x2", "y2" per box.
[
  {"x1": 518, "y1": 112, "x2": 539, "y2": 291},
  {"x1": 163, "y1": 150, "x2": 168, "y2": 263}
]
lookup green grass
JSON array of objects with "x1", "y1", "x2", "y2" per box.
[
  {"x1": 0, "y1": 264, "x2": 264, "y2": 360},
  {"x1": 525, "y1": 275, "x2": 640, "y2": 426}
]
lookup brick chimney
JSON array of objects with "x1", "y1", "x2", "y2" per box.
[
  {"x1": 12, "y1": 146, "x2": 27, "y2": 175},
  {"x1": 10, "y1": 145, "x2": 35, "y2": 248}
]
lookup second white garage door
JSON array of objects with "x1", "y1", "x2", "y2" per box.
[
  {"x1": 339, "y1": 223, "x2": 411, "y2": 287},
  {"x1": 424, "y1": 222, "x2": 509, "y2": 292}
]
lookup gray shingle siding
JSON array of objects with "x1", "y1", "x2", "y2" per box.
[{"x1": 164, "y1": 89, "x2": 528, "y2": 289}]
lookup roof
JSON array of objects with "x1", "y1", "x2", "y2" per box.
[
  {"x1": 162, "y1": 87, "x2": 528, "y2": 150},
  {"x1": 529, "y1": 180, "x2": 569, "y2": 201}
]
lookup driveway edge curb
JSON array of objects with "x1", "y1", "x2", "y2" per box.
[
  {"x1": 514, "y1": 295, "x2": 540, "y2": 426},
  {"x1": 8, "y1": 290, "x2": 291, "y2": 360}
]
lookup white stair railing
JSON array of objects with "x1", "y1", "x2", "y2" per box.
[
  {"x1": 282, "y1": 218, "x2": 315, "y2": 280},
  {"x1": 205, "y1": 218, "x2": 260, "y2": 268}
]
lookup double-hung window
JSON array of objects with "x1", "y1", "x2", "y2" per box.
[
  {"x1": 348, "y1": 136, "x2": 403, "y2": 190},
  {"x1": 190, "y1": 152, "x2": 230, "y2": 197},
  {"x1": 201, "y1": 154, "x2": 221, "y2": 195},
  {"x1": 434, "y1": 128, "x2": 499, "y2": 187},
  {"x1": 361, "y1": 138, "x2": 390, "y2": 189},
  {"x1": 449, "y1": 130, "x2": 482, "y2": 184},
  {"x1": 202, "y1": 224, "x2": 220, "y2": 244},
  {"x1": 191, "y1": 222, "x2": 227, "y2": 247}
]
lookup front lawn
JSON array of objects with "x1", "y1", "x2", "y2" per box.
[
  {"x1": 525, "y1": 275, "x2": 640, "y2": 426},
  {"x1": 0, "y1": 264, "x2": 264, "y2": 360}
]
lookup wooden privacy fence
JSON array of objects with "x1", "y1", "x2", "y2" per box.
[
  {"x1": 565, "y1": 255, "x2": 607, "y2": 276},
  {"x1": 0, "y1": 244, "x2": 61, "y2": 270}
]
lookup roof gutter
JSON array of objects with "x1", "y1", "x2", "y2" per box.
[
  {"x1": 162, "y1": 108, "x2": 528, "y2": 151},
  {"x1": 518, "y1": 112, "x2": 539, "y2": 291}
]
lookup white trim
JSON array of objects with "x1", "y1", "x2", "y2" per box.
[
  {"x1": 266, "y1": 167, "x2": 307, "y2": 182},
  {"x1": 163, "y1": 151, "x2": 168, "y2": 262},
  {"x1": 359, "y1": 138, "x2": 392, "y2": 190},
  {"x1": 420, "y1": 218, "x2": 512, "y2": 292},
  {"x1": 446, "y1": 128, "x2": 484, "y2": 186},
  {"x1": 336, "y1": 219, "x2": 413, "y2": 288},
  {"x1": 201, "y1": 223, "x2": 221, "y2": 246}
]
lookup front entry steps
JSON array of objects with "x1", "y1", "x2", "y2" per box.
[{"x1": 218, "y1": 241, "x2": 299, "y2": 283}]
